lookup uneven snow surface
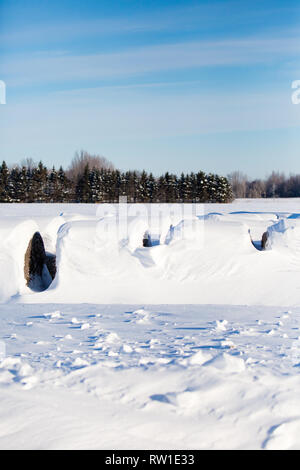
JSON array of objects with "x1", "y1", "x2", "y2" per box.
[{"x1": 1, "y1": 200, "x2": 300, "y2": 449}]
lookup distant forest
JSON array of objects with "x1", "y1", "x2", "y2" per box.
[
  {"x1": 0, "y1": 151, "x2": 233, "y2": 203},
  {"x1": 228, "y1": 171, "x2": 300, "y2": 198},
  {"x1": 1, "y1": 152, "x2": 296, "y2": 203}
]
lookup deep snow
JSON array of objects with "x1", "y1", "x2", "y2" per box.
[
  {"x1": 2, "y1": 303, "x2": 300, "y2": 449},
  {"x1": 1, "y1": 199, "x2": 300, "y2": 305},
  {"x1": 1, "y1": 199, "x2": 300, "y2": 449}
]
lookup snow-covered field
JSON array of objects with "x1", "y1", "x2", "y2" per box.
[{"x1": 1, "y1": 199, "x2": 300, "y2": 449}]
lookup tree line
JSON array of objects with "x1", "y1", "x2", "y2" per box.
[
  {"x1": 228, "y1": 171, "x2": 300, "y2": 198},
  {"x1": 0, "y1": 154, "x2": 233, "y2": 203}
]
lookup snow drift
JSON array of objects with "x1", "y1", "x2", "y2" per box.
[
  {"x1": 1, "y1": 203, "x2": 300, "y2": 305},
  {"x1": 17, "y1": 213, "x2": 298, "y2": 305}
]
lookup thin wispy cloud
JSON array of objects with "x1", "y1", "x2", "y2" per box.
[
  {"x1": 1, "y1": 1, "x2": 297, "y2": 47},
  {"x1": 1, "y1": 85, "x2": 299, "y2": 177},
  {"x1": 1, "y1": 0, "x2": 299, "y2": 176},
  {"x1": 2, "y1": 35, "x2": 300, "y2": 87}
]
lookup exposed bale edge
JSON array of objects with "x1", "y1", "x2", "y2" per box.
[
  {"x1": 46, "y1": 254, "x2": 56, "y2": 280},
  {"x1": 249, "y1": 228, "x2": 268, "y2": 251},
  {"x1": 24, "y1": 232, "x2": 56, "y2": 291},
  {"x1": 261, "y1": 231, "x2": 269, "y2": 250},
  {"x1": 143, "y1": 231, "x2": 152, "y2": 247}
]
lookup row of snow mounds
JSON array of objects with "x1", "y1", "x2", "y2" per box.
[
  {"x1": 5, "y1": 211, "x2": 300, "y2": 305},
  {"x1": 27, "y1": 215, "x2": 262, "y2": 304}
]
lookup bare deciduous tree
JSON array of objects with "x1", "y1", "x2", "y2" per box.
[
  {"x1": 247, "y1": 179, "x2": 266, "y2": 198},
  {"x1": 67, "y1": 150, "x2": 115, "y2": 182},
  {"x1": 265, "y1": 171, "x2": 285, "y2": 198},
  {"x1": 227, "y1": 171, "x2": 248, "y2": 198},
  {"x1": 20, "y1": 158, "x2": 37, "y2": 171}
]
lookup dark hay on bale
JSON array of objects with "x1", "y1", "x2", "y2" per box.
[
  {"x1": 24, "y1": 232, "x2": 56, "y2": 290},
  {"x1": 46, "y1": 254, "x2": 56, "y2": 280},
  {"x1": 261, "y1": 231, "x2": 269, "y2": 250},
  {"x1": 24, "y1": 232, "x2": 46, "y2": 285},
  {"x1": 143, "y1": 231, "x2": 152, "y2": 247}
]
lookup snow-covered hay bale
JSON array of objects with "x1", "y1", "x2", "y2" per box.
[
  {"x1": 24, "y1": 232, "x2": 55, "y2": 291},
  {"x1": 265, "y1": 218, "x2": 300, "y2": 252},
  {"x1": 164, "y1": 216, "x2": 204, "y2": 245},
  {"x1": 127, "y1": 217, "x2": 149, "y2": 251}
]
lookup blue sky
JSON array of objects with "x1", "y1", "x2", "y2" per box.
[{"x1": 0, "y1": 0, "x2": 299, "y2": 178}]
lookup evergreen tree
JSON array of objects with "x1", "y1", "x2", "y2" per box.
[
  {"x1": 8, "y1": 167, "x2": 20, "y2": 202},
  {"x1": 30, "y1": 161, "x2": 48, "y2": 202},
  {"x1": 15, "y1": 166, "x2": 28, "y2": 202},
  {"x1": 76, "y1": 164, "x2": 92, "y2": 203},
  {"x1": 47, "y1": 167, "x2": 59, "y2": 202},
  {"x1": 0, "y1": 158, "x2": 234, "y2": 203},
  {"x1": 0, "y1": 161, "x2": 10, "y2": 202},
  {"x1": 138, "y1": 170, "x2": 150, "y2": 202}
]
